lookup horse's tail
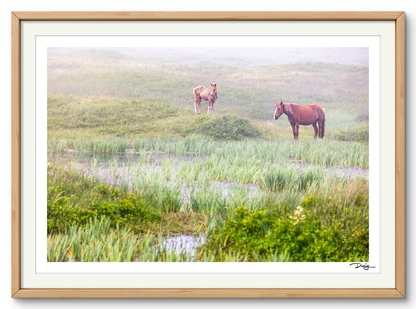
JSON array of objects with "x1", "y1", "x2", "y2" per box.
[{"x1": 321, "y1": 108, "x2": 326, "y2": 139}]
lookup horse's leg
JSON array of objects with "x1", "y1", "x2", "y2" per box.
[
  {"x1": 290, "y1": 123, "x2": 296, "y2": 140},
  {"x1": 193, "y1": 97, "x2": 197, "y2": 115},
  {"x1": 317, "y1": 121, "x2": 321, "y2": 138},
  {"x1": 319, "y1": 118, "x2": 325, "y2": 139},
  {"x1": 295, "y1": 123, "x2": 299, "y2": 141},
  {"x1": 312, "y1": 122, "x2": 318, "y2": 139},
  {"x1": 194, "y1": 96, "x2": 200, "y2": 115},
  {"x1": 320, "y1": 120, "x2": 325, "y2": 138},
  {"x1": 208, "y1": 99, "x2": 213, "y2": 115},
  {"x1": 197, "y1": 97, "x2": 201, "y2": 114}
]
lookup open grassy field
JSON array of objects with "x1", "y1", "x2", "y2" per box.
[{"x1": 47, "y1": 47, "x2": 369, "y2": 262}]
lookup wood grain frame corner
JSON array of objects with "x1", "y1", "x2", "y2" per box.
[{"x1": 11, "y1": 11, "x2": 405, "y2": 299}]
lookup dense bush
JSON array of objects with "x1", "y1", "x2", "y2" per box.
[
  {"x1": 332, "y1": 124, "x2": 369, "y2": 144},
  {"x1": 194, "y1": 114, "x2": 261, "y2": 140},
  {"x1": 200, "y1": 194, "x2": 369, "y2": 262},
  {"x1": 47, "y1": 167, "x2": 160, "y2": 233}
]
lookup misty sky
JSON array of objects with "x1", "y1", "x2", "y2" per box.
[
  {"x1": 124, "y1": 47, "x2": 369, "y2": 66},
  {"x1": 49, "y1": 47, "x2": 369, "y2": 67}
]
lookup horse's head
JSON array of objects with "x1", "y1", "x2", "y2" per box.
[
  {"x1": 274, "y1": 101, "x2": 284, "y2": 120},
  {"x1": 210, "y1": 83, "x2": 217, "y2": 97}
]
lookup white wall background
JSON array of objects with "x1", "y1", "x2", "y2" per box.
[{"x1": 0, "y1": 1, "x2": 413, "y2": 308}]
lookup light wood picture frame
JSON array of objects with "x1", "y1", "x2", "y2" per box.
[{"x1": 11, "y1": 11, "x2": 405, "y2": 298}]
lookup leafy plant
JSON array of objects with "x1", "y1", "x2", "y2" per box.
[
  {"x1": 200, "y1": 193, "x2": 369, "y2": 262},
  {"x1": 333, "y1": 125, "x2": 369, "y2": 144},
  {"x1": 47, "y1": 166, "x2": 160, "y2": 233},
  {"x1": 194, "y1": 114, "x2": 260, "y2": 140}
]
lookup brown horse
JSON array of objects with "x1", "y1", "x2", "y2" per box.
[
  {"x1": 193, "y1": 83, "x2": 218, "y2": 115},
  {"x1": 274, "y1": 101, "x2": 326, "y2": 140}
]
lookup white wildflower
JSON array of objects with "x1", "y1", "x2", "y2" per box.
[{"x1": 290, "y1": 206, "x2": 305, "y2": 224}]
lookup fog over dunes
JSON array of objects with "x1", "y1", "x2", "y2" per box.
[{"x1": 49, "y1": 47, "x2": 368, "y2": 67}]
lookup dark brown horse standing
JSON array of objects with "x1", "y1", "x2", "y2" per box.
[
  {"x1": 274, "y1": 101, "x2": 326, "y2": 140},
  {"x1": 193, "y1": 83, "x2": 218, "y2": 115}
]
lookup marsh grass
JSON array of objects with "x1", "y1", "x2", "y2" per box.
[
  {"x1": 47, "y1": 217, "x2": 194, "y2": 262},
  {"x1": 49, "y1": 135, "x2": 369, "y2": 168},
  {"x1": 47, "y1": 149, "x2": 369, "y2": 262},
  {"x1": 47, "y1": 216, "x2": 294, "y2": 262},
  {"x1": 48, "y1": 216, "x2": 296, "y2": 262}
]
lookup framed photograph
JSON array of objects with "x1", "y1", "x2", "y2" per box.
[{"x1": 11, "y1": 11, "x2": 405, "y2": 298}]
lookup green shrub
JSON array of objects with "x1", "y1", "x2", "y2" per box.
[
  {"x1": 47, "y1": 167, "x2": 160, "y2": 233},
  {"x1": 332, "y1": 124, "x2": 369, "y2": 144},
  {"x1": 194, "y1": 114, "x2": 260, "y2": 140},
  {"x1": 200, "y1": 194, "x2": 369, "y2": 262}
]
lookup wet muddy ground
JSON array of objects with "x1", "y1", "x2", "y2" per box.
[
  {"x1": 49, "y1": 151, "x2": 369, "y2": 210},
  {"x1": 162, "y1": 234, "x2": 206, "y2": 258},
  {"x1": 50, "y1": 151, "x2": 369, "y2": 179}
]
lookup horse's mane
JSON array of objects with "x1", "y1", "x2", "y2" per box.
[{"x1": 283, "y1": 102, "x2": 293, "y2": 115}]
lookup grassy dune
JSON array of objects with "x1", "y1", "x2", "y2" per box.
[
  {"x1": 47, "y1": 94, "x2": 368, "y2": 143},
  {"x1": 48, "y1": 48, "x2": 368, "y2": 124},
  {"x1": 47, "y1": 48, "x2": 369, "y2": 141}
]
